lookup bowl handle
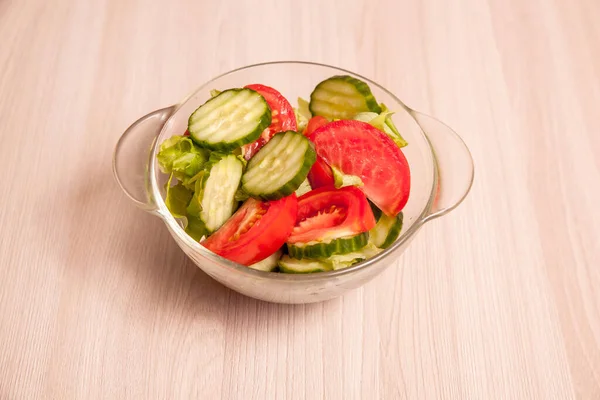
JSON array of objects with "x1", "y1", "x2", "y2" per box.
[
  {"x1": 410, "y1": 110, "x2": 474, "y2": 222},
  {"x1": 112, "y1": 106, "x2": 176, "y2": 213}
]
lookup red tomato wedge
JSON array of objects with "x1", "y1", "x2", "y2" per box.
[
  {"x1": 303, "y1": 115, "x2": 329, "y2": 137},
  {"x1": 241, "y1": 84, "x2": 297, "y2": 160},
  {"x1": 288, "y1": 186, "x2": 376, "y2": 244},
  {"x1": 201, "y1": 195, "x2": 298, "y2": 266},
  {"x1": 310, "y1": 120, "x2": 410, "y2": 216},
  {"x1": 307, "y1": 157, "x2": 334, "y2": 189},
  {"x1": 305, "y1": 116, "x2": 335, "y2": 188}
]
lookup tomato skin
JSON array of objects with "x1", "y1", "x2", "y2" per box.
[
  {"x1": 310, "y1": 120, "x2": 410, "y2": 216},
  {"x1": 303, "y1": 116, "x2": 329, "y2": 137},
  {"x1": 288, "y1": 186, "x2": 376, "y2": 244},
  {"x1": 183, "y1": 129, "x2": 190, "y2": 136},
  {"x1": 307, "y1": 157, "x2": 334, "y2": 189},
  {"x1": 201, "y1": 195, "x2": 298, "y2": 266},
  {"x1": 305, "y1": 117, "x2": 335, "y2": 188},
  {"x1": 242, "y1": 84, "x2": 297, "y2": 160}
]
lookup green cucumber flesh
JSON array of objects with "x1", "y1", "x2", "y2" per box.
[
  {"x1": 242, "y1": 131, "x2": 316, "y2": 200},
  {"x1": 280, "y1": 243, "x2": 382, "y2": 273},
  {"x1": 278, "y1": 255, "x2": 332, "y2": 274},
  {"x1": 188, "y1": 88, "x2": 271, "y2": 151},
  {"x1": 369, "y1": 212, "x2": 403, "y2": 249},
  {"x1": 287, "y1": 232, "x2": 369, "y2": 259},
  {"x1": 249, "y1": 250, "x2": 282, "y2": 272},
  {"x1": 327, "y1": 243, "x2": 382, "y2": 270},
  {"x1": 309, "y1": 75, "x2": 381, "y2": 120},
  {"x1": 198, "y1": 154, "x2": 244, "y2": 232}
]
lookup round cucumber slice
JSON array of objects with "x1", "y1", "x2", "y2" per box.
[
  {"x1": 278, "y1": 255, "x2": 332, "y2": 274},
  {"x1": 196, "y1": 154, "x2": 244, "y2": 232},
  {"x1": 287, "y1": 232, "x2": 369, "y2": 259},
  {"x1": 242, "y1": 131, "x2": 316, "y2": 200},
  {"x1": 188, "y1": 88, "x2": 271, "y2": 151},
  {"x1": 309, "y1": 75, "x2": 381, "y2": 120},
  {"x1": 248, "y1": 250, "x2": 282, "y2": 272},
  {"x1": 370, "y1": 212, "x2": 403, "y2": 249}
]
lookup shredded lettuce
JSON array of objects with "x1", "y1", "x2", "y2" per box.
[
  {"x1": 353, "y1": 108, "x2": 408, "y2": 148},
  {"x1": 157, "y1": 135, "x2": 210, "y2": 188},
  {"x1": 183, "y1": 178, "x2": 208, "y2": 241},
  {"x1": 294, "y1": 97, "x2": 311, "y2": 134},
  {"x1": 379, "y1": 103, "x2": 404, "y2": 141},
  {"x1": 295, "y1": 179, "x2": 312, "y2": 196},
  {"x1": 185, "y1": 215, "x2": 207, "y2": 241},
  {"x1": 297, "y1": 97, "x2": 312, "y2": 120},
  {"x1": 294, "y1": 108, "x2": 308, "y2": 134},
  {"x1": 331, "y1": 166, "x2": 363, "y2": 188},
  {"x1": 164, "y1": 174, "x2": 193, "y2": 218}
]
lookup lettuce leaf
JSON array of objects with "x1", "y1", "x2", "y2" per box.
[
  {"x1": 294, "y1": 179, "x2": 312, "y2": 196},
  {"x1": 164, "y1": 174, "x2": 193, "y2": 218},
  {"x1": 185, "y1": 215, "x2": 208, "y2": 241},
  {"x1": 353, "y1": 109, "x2": 408, "y2": 148},
  {"x1": 157, "y1": 135, "x2": 210, "y2": 188},
  {"x1": 297, "y1": 97, "x2": 312, "y2": 121},
  {"x1": 332, "y1": 166, "x2": 363, "y2": 188},
  {"x1": 380, "y1": 103, "x2": 408, "y2": 147},
  {"x1": 294, "y1": 97, "x2": 311, "y2": 134}
]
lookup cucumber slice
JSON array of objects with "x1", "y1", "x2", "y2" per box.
[
  {"x1": 280, "y1": 242, "x2": 382, "y2": 273},
  {"x1": 196, "y1": 154, "x2": 244, "y2": 232},
  {"x1": 249, "y1": 249, "x2": 282, "y2": 272},
  {"x1": 287, "y1": 232, "x2": 369, "y2": 259},
  {"x1": 369, "y1": 200, "x2": 382, "y2": 222},
  {"x1": 328, "y1": 243, "x2": 382, "y2": 270},
  {"x1": 309, "y1": 75, "x2": 381, "y2": 120},
  {"x1": 188, "y1": 88, "x2": 272, "y2": 151},
  {"x1": 370, "y1": 212, "x2": 403, "y2": 249},
  {"x1": 242, "y1": 131, "x2": 316, "y2": 200},
  {"x1": 278, "y1": 255, "x2": 332, "y2": 274}
]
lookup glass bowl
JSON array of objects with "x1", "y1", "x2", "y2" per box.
[{"x1": 113, "y1": 61, "x2": 474, "y2": 304}]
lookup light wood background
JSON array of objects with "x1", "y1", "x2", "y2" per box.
[{"x1": 1, "y1": 0, "x2": 599, "y2": 398}]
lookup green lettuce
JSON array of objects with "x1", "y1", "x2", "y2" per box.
[
  {"x1": 331, "y1": 166, "x2": 363, "y2": 189},
  {"x1": 353, "y1": 107, "x2": 408, "y2": 148},
  {"x1": 157, "y1": 135, "x2": 210, "y2": 188},
  {"x1": 294, "y1": 179, "x2": 312, "y2": 196},
  {"x1": 164, "y1": 174, "x2": 193, "y2": 218},
  {"x1": 294, "y1": 97, "x2": 311, "y2": 134}
]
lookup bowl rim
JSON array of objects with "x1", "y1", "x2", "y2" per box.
[{"x1": 149, "y1": 60, "x2": 438, "y2": 281}]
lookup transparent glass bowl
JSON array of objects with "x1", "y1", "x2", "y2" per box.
[{"x1": 113, "y1": 61, "x2": 474, "y2": 304}]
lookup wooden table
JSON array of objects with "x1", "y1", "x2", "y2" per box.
[{"x1": 1, "y1": 0, "x2": 598, "y2": 398}]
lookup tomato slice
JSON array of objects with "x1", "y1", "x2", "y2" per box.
[
  {"x1": 201, "y1": 195, "x2": 298, "y2": 266},
  {"x1": 307, "y1": 157, "x2": 334, "y2": 189},
  {"x1": 310, "y1": 120, "x2": 410, "y2": 216},
  {"x1": 241, "y1": 84, "x2": 297, "y2": 160},
  {"x1": 288, "y1": 186, "x2": 376, "y2": 244},
  {"x1": 304, "y1": 116, "x2": 335, "y2": 188},
  {"x1": 303, "y1": 115, "x2": 329, "y2": 137}
]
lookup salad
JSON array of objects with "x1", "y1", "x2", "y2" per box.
[{"x1": 157, "y1": 76, "x2": 411, "y2": 273}]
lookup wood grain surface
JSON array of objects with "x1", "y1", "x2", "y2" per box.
[{"x1": 1, "y1": 0, "x2": 599, "y2": 398}]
